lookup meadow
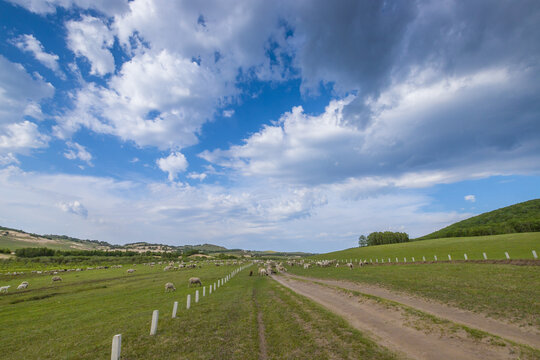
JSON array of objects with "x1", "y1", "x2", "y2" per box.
[
  {"x1": 0, "y1": 261, "x2": 398, "y2": 359},
  {"x1": 312, "y1": 232, "x2": 540, "y2": 262}
]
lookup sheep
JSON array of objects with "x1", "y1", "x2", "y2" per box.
[
  {"x1": 303, "y1": 263, "x2": 311, "y2": 269},
  {"x1": 346, "y1": 263, "x2": 353, "y2": 269},
  {"x1": 0, "y1": 285, "x2": 10, "y2": 294},
  {"x1": 52, "y1": 276, "x2": 62, "y2": 282},
  {"x1": 127, "y1": 269, "x2": 136, "y2": 273},
  {"x1": 165, "y1": 282, "x2": 176, "y2": 292},
  {"x1": 189, "y1": 277, "x2": 202, "y2": 287},
  {"x1": 17, "y1": 282, "x2": 29, "y2": 290},
  {"x1": 163, "y1": 266, "x2": 173, "y2": 271},
  {"x1": 258, "y1": 268, "x2": 267, "y2": 276}
]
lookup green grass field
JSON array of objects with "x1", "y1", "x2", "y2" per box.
[
  {"x1": 287, "y1": 263, "x2": 540, "y2": 329},
  {"x1": 0, "y1": 262, "x2": 398, "y2": 359},
  {"x1": 312, "y1": 232, "x2": 540, "y2": 262}
]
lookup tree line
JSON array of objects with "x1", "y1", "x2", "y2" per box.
[{"x1": 359, "y1": 231, "x2": 409, "y2": 247}]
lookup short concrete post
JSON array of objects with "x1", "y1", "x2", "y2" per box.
[
  {"x1": 203, "y1": 286, "x2": 206, "y2": 297},
  {"x1": 483, "y1": 252, "x2": 487, "y2": 260},
  {"x1": 381, "y1": 258, "x2": 384, "y2": 263},
  {"x1": 218, "y1": 280, "x2": 220, "y2": 288},
  {"x1": 422, "y1": 256, "x2": 426, "y2": 261},
  {"x1": 396, "y1": 257, "x2": 398, "y2": 262},
  {"x1": 370, "y1": 259, "x2": 372, "y2": 263},
  {"x1": 388, "y1": 258, "x2": 390, "y2": 263},
  {"x1": 195, "y1": 290, "x2": 199, "y2": 303},
  {"x1": 448, "y1": 254, "x2": 452, "y2": 261},
  {"x1": 150, "y1": 310, "x2": 159, "y2": 335},
  {"x1": 111, "y1": 334, "x2": 121, "y2": 360},
  {"x1": 533, "y1": 250, "x2": 538, "y2": 259},
  {"x1": 376, "y1": 259, "x2": 378, "y2": 263},
  {"x1": 209, "y1": 284, "x2": 212, "y2": 294},
  {"x1": 412, "y1": 257, "x2": 415, "y2": 262},
  {"x1": 464, "y1": 254, "x2": 468, "y2": 260},
  {"x1": 172, "y1": 301, "x2": 178, "y2": 318},
  {"x1": 434, "y1": 255, "x2": 437, "y2": 261},
  {"x1": 214, "y1": 283, "x2": 216, "y2": 291},
  {"x1": 505, "y1": 252, "x2": 510, "y2": 259},
  {"x1": 187, "y1": 294, "x2": 191, "y2": 310},
  {"x1": 404, "y1": 257, "x2": 407, "y2": 262}
]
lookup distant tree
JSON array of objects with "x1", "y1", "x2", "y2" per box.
[
  {"x1": 366, "y1": 231, "x2": 409, "y2": 246},
  {"x1": 358, "y1": 235, "x2": 368, "y2": 247}
]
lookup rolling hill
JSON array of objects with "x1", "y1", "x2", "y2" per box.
[{"x1": 417, "y1": 199, "x2": 540, "y2": 240}]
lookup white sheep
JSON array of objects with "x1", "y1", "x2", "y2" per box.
[
  {"x1": 0, "y1": 285, "x2": 10, "y2": 294},
  {"x1": 258, "y1": 268, "x2": 267, "y2": 276},
  {"x1": 189, "y1": 277, "x2": 202, "y2": 287},
  {"x1": 127, "y1": 269, "x2": 135, "y2": 273},
  {"x1": 165, "y1": 282, "x2": 176, "y2": 292},
  {"x1": 52, "y1": 276, "x2": 62, "y2": 282},
  {"x1": 346, "y1": 263, "x2": 353, "y2": 269},
  {"x1": 17, "y1": 281, "x2": 29, "y2": 290}
]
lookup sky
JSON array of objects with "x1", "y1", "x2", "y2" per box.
[{"x1": 0, "y1": 0, "x2": 539, "y2": 253}]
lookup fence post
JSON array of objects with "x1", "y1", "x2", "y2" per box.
[
  {"x1": 111, "y1": 334, "x2": 121, "y2": 360},
  {"x1": 395, "y1": 257, "x2": 398, "y2": 262},
  {"x1": 448, "y1": 254, "x2": 452, "y2": 261},
  {"x1": 422, "y1": 256, "x2": 426, "y2": 262},
  {"x1": 388, "y1": 258, "x2": 390, "y2": 263},
  {"x1": 434, "y1": 255, "x2": 437, "y2": 261},
  {"x1": 172, "y1": 301, "x2": 178, "y2": 318},
  {"x1": 464, "y1": 254, "x2": 468, "y2": 260},
  {"x1": 412, "y1": 257, "x2": 415, "y2": 262},
  {"x1": 209, "y1": 284, "x2": 212, "y2": 294},
  {"x1": 404, "y1": 257, "x2": 407, "y2": 263},
  {"x1": 483, "y1": 252, "x2": 487, "y2": 260},
  {"x1": 203, "y1": 286, "x2": 206, "y2": 297},
  {"x1": 214, "y1": 283, "x2": 216, "y2": 291},
  {"x1": 150, "y1": 310, "x2": 159, "y2": 335},
  {"x1": 196, "y1": 290, "x2": 199, "y2": 303},
  {"x1": 505, "y1": 252, "x2": 510, "y2": 259},
  {"x1": 187, "y1": 294, "x2": 191, "y2": 310},
  {"x1": 533, "y1": 250, "x2": 538, "y2": 259}
]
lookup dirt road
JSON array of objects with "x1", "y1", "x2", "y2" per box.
[{"x1": 273, "y1": 274, "x2": 537, "y2": 360}]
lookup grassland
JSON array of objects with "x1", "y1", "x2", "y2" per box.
[
  {"x1": 313, "y1": 232, "x2": 540, "y2": 262},
  {"x1": 287, "y1": 263, "x2": 540, "y2": 329},
  {"x1": 0, "y1": 262, "x2": 398, "y2": 359}
]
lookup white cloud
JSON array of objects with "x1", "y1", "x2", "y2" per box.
[
  {"x1": 157, "y1": 152, "x2": 188, "y2": 181},
  {"x1": 187, "y1": 172, "x2": 207, "y2": 181},
  {"x1": 58, "y1": 200, "x2": 88, "y2": 218},
  {"x1": 0, "y1": 121, "x2": 50, "y2": 153},
  {"x1": 0, "y1": 55, "x2": 54, "y2": 125},
  {"x1": 64, "y1": 142, "x2": 93, "y2": 166},
  {"x1": 223, "y1": 109, "x2": 235, "y2": 118},
  {"x1": 464, "y1": 195, "x2": 476, "y2": 203},
  {"x1": 66, "y1": 16, "x2": 115, "y2": 76},
  {"x1": 6, "y1": 0, "x2": 129, "y2": 16},
  {"x1": 12, "y1": 34, "x2": 63, "y2": 77},
  {"x1": 0, "y1": 153, "x2": 19, "y2": 166}
]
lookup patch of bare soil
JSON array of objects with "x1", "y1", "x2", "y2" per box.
[
  {"x1": 273, "y1": 275, "x2": 529, "y2": 360},
  {"x1": 284, "y1": 273, "x2": 540, "y2": 349}
]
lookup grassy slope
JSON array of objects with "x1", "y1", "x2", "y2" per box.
[
  {"x1": 287, "y1": 263, "x2": 540, "y2": 329},
  {"x1": 419, "y1": 198, "x2": 540, "y2": 239},
  {"x1": 312, "y1": 232, "x2": 540, "y2": 261},
  {"x1": 0, "y1": 264, "x2": 398, "y2": 359},
  {"x1": 0, "y1": 232, "x2": 100, "y2": 251}
]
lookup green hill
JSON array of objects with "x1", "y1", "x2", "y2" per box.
[{"x1": 418, "y1": 199, "x2": 540, "y2": 240}]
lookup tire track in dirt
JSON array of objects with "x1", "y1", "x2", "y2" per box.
[
  {"x1": 284, "y1": 273, "x2": 540, "y2": 349},
  {"x1": 253, "y1": 288, "x2": 268, "y2": 360},
  {"x1": 273, "y1": 275, "x2": 523, "y2": 360}
]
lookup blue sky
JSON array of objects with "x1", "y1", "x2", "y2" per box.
[{"x1": 0, "y1": 0, "x2": 539, "y2": 252}]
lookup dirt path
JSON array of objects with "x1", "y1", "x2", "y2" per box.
[
  {"x1": 273, "y1": 275, "x2": 528, "y2": 360},
  {"x1": 253, "y1": 288, "x2": 268, "y2": 360},
  {"x1": 283, "y1": 273, "x2": 540, "y2": 349}
]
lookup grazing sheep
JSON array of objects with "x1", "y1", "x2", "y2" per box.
[
  {"x1": 163, "y1": 266, "x2": 173, "y2": 271},
  {"x1": 165, "y1": 282, "x2": 176, "y2": 292},
  {"x1": 303, "y1": 264, "x2": 311, "y2": 269},
  {"x1": 0, "y1": 285, "x2": 10, "y2": 294},
  {"x1": 189, "y1": 277, "x2": 202, "y2": 287},
  {"x1": 127, "y1": 269, "x2": 136, "y2": 273},
  {"x1": 258, "y1": 268, "x2": 267, "y2": 276},
  {"x1": 347, "y1": 263, "x2": 353, "y2": 269},
  {"x1": 17, "y1": 282, "x2": 28, "y2": 290},
  {"x1": 52, "y1": 276, "x2": 62, "y2": 282}
]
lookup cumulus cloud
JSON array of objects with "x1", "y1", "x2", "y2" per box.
[
  {"x1": 58, "y1": 200, "x2": 88, "y2": 218},
  {"x1": 12, "y1": 34, "x2": 63, "y2": 76},
  {"x1": 157, "y1": 152, "x2": 188, "y2": 181},
  {"x1": 6, "y1": 0, "x2": 129, "y2": 17},
  {"x1": 64, "y1": 142, "x2": 93, "y2": 166},
  {"x1": 66, "y1": 16, "x2": 115, "y2": 76},
  {"x1": 223, "y1": 109, "x2": 235, "y2": 118},
  {"x1": 187, "y1": 172, "x2": 207, "y2": 181},
  {"x1": 464, "y1": 195, "x2": 476, "y2": 203},
  {"x1": 0, "y1": 55, "x2": 54, "y2": 125},
  {"x1": 0, "y1": 121, "x2": 50, "y2": 153}
]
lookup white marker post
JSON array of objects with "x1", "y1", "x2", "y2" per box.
[
  {"x1": 422, "y1": 256, "x2": 426, "y2": 262},
  {"x1": 434, "y1": 255, "x2": 437, "y2": 261},
  {"x1": 404, "y1": 257, "x2": 407, "y2": 263},
  {"x1": 172, "y1": 301, "x2": 178, "y2": 318},
  {"x1": 483, "y1": 252, "x2": 488, "y2": 260},
  {"x1": 186, "y1": 294, "x2": 191, "y2": 310},
  {"x1": 203, "y1": 286, "x2": 206, "y2": 297},
  {"x1": 533, "y1": 250, "x2": 538, "y2": 259},
  {"x1": 448, "y1": 254, "x2": 452, "y2": 261},
  {"x1": 464, "y1": 254, "x2": 468, "y2": 260},
  {"x1": 388, "y1": 258, "x2": 390, "y2": 263},
  {"x1": 195, "y1": 290, "x2": 199, "y2": 303},
  {"x1": 111, "y1": 334, "x2": 121, "y2": 360},
  {"x1": 381, "y1": 258, "x2": 384, "y2": 263},
  {"x1": 412, "y1": 257, "x2": 415, "y2": 262},
  {"x1": 150, "y1": 310, "x2": 159, "y2": 335},
  {"x1": 396, "y1": 257, "x2": 398, "y2": 262},
  {"x1": 505, "y1": 252, "x2": 510, "y2": 259},
  {"x1": 376, "y1": 259, "x2": 378, "y2": 263},
  {"x1": 214, "y1": 283, "x2": 216, "y2": 291}
]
